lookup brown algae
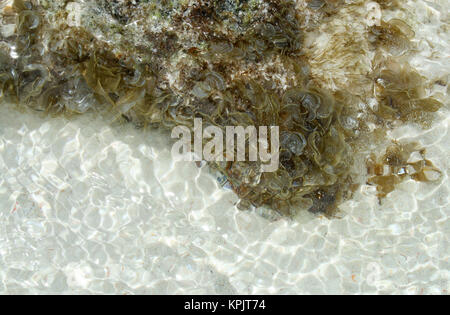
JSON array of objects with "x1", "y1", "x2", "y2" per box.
[
  {"x1": 0, "y1": 0, "x2": 445, "y2": 218},
  {"x1": 367, "y1": 142, "x2": 442, "y2": 200}
]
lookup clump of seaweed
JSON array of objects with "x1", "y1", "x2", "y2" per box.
[
  {"x1": 371, "y1": 58, "x2": 443, "y2": 128},
  {"x1": 0, "y1": 0, "x2": 445, "y2": 219},
  {"x1": 367, "y1": 143, "x2": 442, "y2": 200},
  {"x1": 369, "y1": 19, "x2": 415, "y2": 55}
]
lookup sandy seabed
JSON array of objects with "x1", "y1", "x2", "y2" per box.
[
  {"x1": 0, "y1": 0, "x2": 449, "y2": 295},
  {"x1": 0, "y1": 106, "x2": 448, "y2": 294}
]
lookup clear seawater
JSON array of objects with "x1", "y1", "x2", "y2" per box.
[
  {"x1": 0, "y1": 99, "x2": 448, "y2": 294},
  {"x1": 0, "y1": 0, "x2": 449, "y2": 295}
]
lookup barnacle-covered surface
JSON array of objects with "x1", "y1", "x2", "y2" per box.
[
  {"x1": 0, "y1": 0, "x2": 445, "y2": 218},
  {"x1": 0, "y1": 0, "x2": 448, "y2": 295}
]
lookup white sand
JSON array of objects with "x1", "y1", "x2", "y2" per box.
[
  {"x1": 0, "y1": 100, "x2": 447, "y2": 294},
  {"x1": 0, "y1": 0, "x2": 448, "y2": 294}
]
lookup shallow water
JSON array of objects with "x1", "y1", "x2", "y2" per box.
[
  {"x1": 0, "y1": 100, "x2": 448, "y2": 294},
  {"x1": 0, "y1": 0, "x2": 449, "y2": 295}
]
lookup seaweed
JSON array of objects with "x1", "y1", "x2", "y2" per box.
[
  {"x1": 372, "y1": 59, "x2": 443, "y2": 128},
  {"x1": 0, "y1": 0, "x2": 444, "y2": 219},
  {"x1": 367, "y1": 143, "x2": 442, "y2": 200}
]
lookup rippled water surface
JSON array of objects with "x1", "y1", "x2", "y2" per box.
[
  {"x1": 0, "y1": 100, "x2": 448, "y2": 294},
  {"x1": 0, "y1": 0, "x2": 449, "y2": 295}
]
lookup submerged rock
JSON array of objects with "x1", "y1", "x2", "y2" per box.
[{"x1": 0, "y1": 0, "x2": 445, "y2": 218}]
